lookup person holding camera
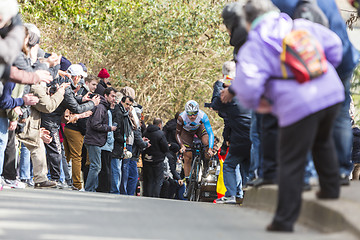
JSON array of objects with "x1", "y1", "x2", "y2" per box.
[
  {"x1": 63, "y1": 75, "x2": 100, "y2": 190},
  {"x1": 84, "y1": 87, "x2": 117, "y2": 192},
  {"x1": 41, "y1": 64, "x2": 99, "y2": 188},
  {"x1": 110, "y1": 95, "x2": 135, "y2": 194}
]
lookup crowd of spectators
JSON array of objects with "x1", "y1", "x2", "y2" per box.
[{"x1": 1, "y1": 0, "x2": 360, "y2": 233}]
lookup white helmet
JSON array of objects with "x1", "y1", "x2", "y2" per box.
[{"x1": 185, "y1": 100, "x2": 199, "y2": 116}]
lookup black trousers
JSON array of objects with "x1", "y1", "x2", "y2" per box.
[
  {"x1": 97, "y1": 150, "x2": 112, "y2": 193},
  {"x1": 160, "y1": 178, "x2": 178, "y2": 199},
  {"x1": 260, "y1": 114, "x2": 278, "y2": 180},
  {"x1": 143, "y1": 161, "x2": 164, "y2": 198},
  {"x1": 45, "y1": 128, "x2": 62, "y2": 181},
  {"x1": 2, "y1": 130, "x2": 17, "y2": 180},
  {"x1": 272, "y1": 104, "x2": 340, "y2": 231}
]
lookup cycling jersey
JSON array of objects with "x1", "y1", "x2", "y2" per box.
[{"x1": 177, "y1": 110, "x2": 214, "y2": 149}]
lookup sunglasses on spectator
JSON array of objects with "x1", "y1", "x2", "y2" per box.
[
  {"x1": 125, "y1": 102, "x2": 133, "y2": 107},
  {"x1": 187, "y1": 111, "x2": 198, "y2": 116}
]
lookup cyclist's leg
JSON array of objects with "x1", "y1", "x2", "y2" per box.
[
  {"x1": 198, "y1": 124, "x2": 210, "y2": 171},
  {"x1": 183, "y1": 150, "x2": 193, "y2": 177},
  {"x1": 180, "y1": 130, "x2": 194, "y2": 177}
]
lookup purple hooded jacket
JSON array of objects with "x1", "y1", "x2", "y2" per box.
[{"x1": 232, "y1": 12, "x2": 344, "y2": 127}]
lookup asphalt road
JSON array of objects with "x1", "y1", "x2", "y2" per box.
[{"x1": 0, "y1": 188, "x2": 356, "y2": 240}]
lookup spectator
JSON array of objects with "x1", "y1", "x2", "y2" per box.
[
  {"x1": 95, "y1": 68, "x2": 111, "y2": 96},
  {"x1": 163, "y1": 111, "x2": 181, "y2": 145},
  {"x1": 84, "y1": 87, "x2": 117, "y2": 192},
  {"x1": 110, "y1": 95, "x2": 134, "y2": 194},
  {"x1": 63, "y1": 75, "x2": 99, "y2": 190},
  {"x1": 211, "y1": 61, "x2": 252, "y2": 204},
  {"x1": 233, "y1": 0, "x2": 344, "y2": 231},
  {"x1": 41, "y1": 64, "x2": 98, "y2": 187},
  {"x1": 143, "y1": 118, "x2": 169, "y2": 197},
  {"x1": 127, "y1": 106, "x2": 150, "y2": 195}
]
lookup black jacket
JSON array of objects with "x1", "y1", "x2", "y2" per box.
[
  {"x1": 163, "y1": 118, "x2": 177, "y2": 144},
  {"x1": 210, "y1": 80, "x2": 251, "y2": 157},
  {"x1": 84, "y1": 96, "x2": 111, "y2": 147},
  {"x1": 41, "y1": 76, "x2": 94, "y2": 130},
  {"x1": 94, "y1": 79, "x2": 108, "y2": 96},
  {"x1": 165, "y1": 143, "x2": 181, "y2": 180},
  {"x1": 112, "y1": 103, "x2": 133, "y2": 158},
  {"x1": 143, "y1": 125, "x2": 169, "y2": 163},
  {"x1": 131, "y1": 128, "x2": 149, "y2": 159},
  {"x1": 65, "y1": 85, "x2": 90, "y2": 135}
]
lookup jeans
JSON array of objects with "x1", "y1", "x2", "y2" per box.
[
  {"x1": 127, "y1": 158, "x2": 138, "y2": 195},
  {"x1": 249, "y1": 112, "x2": 260, "y2": 180},
  {"x1": 110, "y1": 158, "x2": 122, "y2": 194},
  {"x1": 235, "y1": 164, "x2": 243, "y2": 198},
  {"x1": 120, "y1": 145, "x2": 132, "y2": 194},
  {"x1": 60, "y1": 142, "x2": 72, "y2": 184},
  {"x1": 0, "y1": 117, "x2": 9, "y2": 175},
  {"x1": 333, "y1": 72, "x2": 353, "y2": 176},
  {"x1": 19, "y1": 142, "x2": 32, "y2": 180},
  {"x1": 84, "y1": 144, "x2": 102, "y2": 192},
  {"x1": 304, "y1": 153, "x2": 317, "y2": 185},
  {"x1": 223, "y1": 151, "x2": 248, "y2": 197}
]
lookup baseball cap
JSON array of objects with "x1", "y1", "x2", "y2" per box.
[{"x1": 67, "y1": 64, "x2": 88, "y2": 78}]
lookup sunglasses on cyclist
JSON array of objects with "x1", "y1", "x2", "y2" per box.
[{"x1": 187, "y1": 111, "x2": 198, "y2": 116}]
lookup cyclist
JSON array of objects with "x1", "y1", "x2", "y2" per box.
[{"x1": 176, "y1": 100, "x2": 214, "y2": 186}]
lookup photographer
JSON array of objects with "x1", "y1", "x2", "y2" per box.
[
  {"x1": 41, "y1": 64, "x2": 100, "y2": 187},
  {"x1": 63, "y1": 75, "x2": 99, "y2": 190}
]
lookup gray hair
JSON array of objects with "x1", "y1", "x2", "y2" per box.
[
  {"x1": 0, "y1": 0, "x2": 18, "y2": 23},
  {"x1": 24, "y1": 23, "x2": 41, "y2": 38},
  {"x1": 244, "y1": 0, "x2": 279, "y2": 24},
  {"x1": 222, "y1": 61, "x2": 236, "y2": 78}
]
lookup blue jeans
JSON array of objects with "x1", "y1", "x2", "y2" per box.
[
  {"x1": 249, "y1": 112, "x2": 260, "y2": 180},
  {"x1": 84, "y1": 144, "x2": 102, "y2": 192},
  {"x1": 333, "y1": 72, "x2": 353, "y2": 176},
  {"x1": 0, "y1": 117, "x2": 9, "y2": 175},
  {"x1": 120, "y1": 145, "x2": 132, "y2": 195},
  {"x1": 304, "y1": 153, "x2": 317, "y2": 185},
  {"x1": 127, "y1": 158, "x2": 138, "y2": 195},
  {"x1": 110, "y1": 158, "x2": 122, "y2": 194},
  {"x1": 223, "y1": 151, "x2": 247, "y2": 197},
  {"x1": 19, "y1": 142, "x2": 32, "y2": 180}
]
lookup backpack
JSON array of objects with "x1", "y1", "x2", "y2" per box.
[{"x1": 280, "y1": 28, "x2": 328, "y2": 84}]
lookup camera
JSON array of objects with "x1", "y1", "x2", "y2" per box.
[
  {"x1": 88, "y1": 93, "x2": 97, "y2": 99},
  {"x1": 204, "y1": 103, "x2": 211, "y2": 108}
]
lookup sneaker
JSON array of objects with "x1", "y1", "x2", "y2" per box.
[
  {"x1": 3, "y1": 179, "x2": 26, "y2": 189},
  {"x1": 20, "y1": 179, "x2": 34, "y2": 187},
  {"x1": 214, "y1": 196, "x2": 236, "y2": 204},
  {"x1": 34, "y1": 180, "x2": 57, "y2": 189}
]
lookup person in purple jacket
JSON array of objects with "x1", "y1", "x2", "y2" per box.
[
  {"x1": 232, "y1": 0, "x2": 344, "y2": 232},
  {"x1": 272, "y1": 0, "x2": 359, "y2": 186}
]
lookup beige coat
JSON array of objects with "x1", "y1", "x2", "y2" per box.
[{"x1": 17, "y1": 83, "x2": 65, "y2": 146}]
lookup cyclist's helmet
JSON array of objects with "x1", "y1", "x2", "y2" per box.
[{"x1": 185, "y1": 100, "x2": 199, "y2": 116}]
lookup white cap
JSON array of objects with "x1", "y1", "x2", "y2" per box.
[{"x1": 67, "y1": 64, "x2": 88, "y2": 78}]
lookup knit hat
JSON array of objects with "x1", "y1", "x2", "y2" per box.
[
  {"x1": 98, "y1": 68, "x2": 110, "y2": 78},
  {"x1": 222, "y1": 2, "x2": 245, "y2": 32}
]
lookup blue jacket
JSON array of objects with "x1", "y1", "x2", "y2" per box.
[
  {"x1": 271, "y1": 0, "x2": 359, "y2": 78},
  {"x1": 0, "y1": 80, "x2": 23, "y2": 109}
]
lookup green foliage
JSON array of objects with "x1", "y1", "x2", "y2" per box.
[{"x1": 19, "y1": 0, "x2": 232, "y2": 137}]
